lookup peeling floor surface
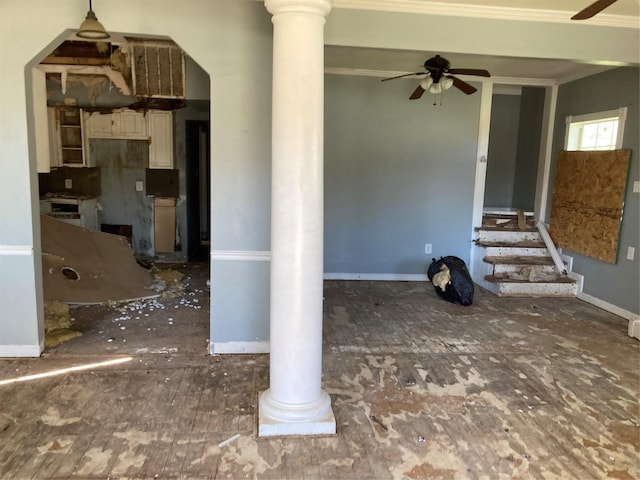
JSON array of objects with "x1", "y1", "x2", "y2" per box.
[{"x1": 0, "y1": 266, "x2": 638, "y2": 479}]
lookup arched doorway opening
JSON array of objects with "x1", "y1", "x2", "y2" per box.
[{"x1": 30, "y1": 29, "x2": 212, "y2": 355}]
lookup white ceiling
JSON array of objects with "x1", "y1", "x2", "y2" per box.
[
  {"x1": 325, "y1": 46, "x2": 617, "y2": 83},
  {"x1": 325, "y1": 0, "x2": 640, "y2": 83},
  {"x1": 391, "y1": 0, "x2": 640, "y2": 17}
]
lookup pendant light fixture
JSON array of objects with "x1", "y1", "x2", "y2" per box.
[{"x1": 77, "y1": 0, "x2": 110, "y2": 40}]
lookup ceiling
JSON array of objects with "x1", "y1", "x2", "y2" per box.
[
  {"x1": 325, "y1": 0, "x2": 640, "y2": 84},
  {"x1": 324, "y1": 46, "x2": 617, "y2": 83},
  {"x1": 379, "y1": 0, "x2": 640, "y2": 17}
]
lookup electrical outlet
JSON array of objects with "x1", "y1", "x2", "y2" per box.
[
  {"x1": 64, "y1": 179, "x2": 72, "y2": 189},
  {"x1": 135, "y1": 181, "x2": 144, "y2": 192},
  {"x1": 627, "y1": 246, "x2": 635, "y2": 261},
  {"x1": 633, "y1": 181, "x2": 640, "y2": 193},
  {"x1": 425, "y1": 243, "x2": 432, "y2": 255}
]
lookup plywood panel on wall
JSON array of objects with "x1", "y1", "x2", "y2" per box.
[{"x1": 549, "y1": 150, "x2": 631, "y2": 264}]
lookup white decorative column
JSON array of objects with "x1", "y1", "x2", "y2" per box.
[{"x1": 259, "y1": 0, "x2": 335, "y2": 437}]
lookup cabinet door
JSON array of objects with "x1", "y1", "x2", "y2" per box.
[
  {"x1": 48, "y1": 107, "x2": 61, "y2": 168},
  {"x1": 148, "y1": 111, "x2": 174, "y2": 169},
  {"x1": 154, "y1": 197, "x2": 176, "y2": 253},
  {"x1": 85, "y1": 111, "x2": 113, "y2": 138},
  {"x1": 58, "y1": 107, "x2": 85, "y2": 167},
  {"x1": 118, "y1": 110, "x2": 147, "y2": 139}
]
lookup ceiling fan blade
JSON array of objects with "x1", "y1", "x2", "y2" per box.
[
  {"x1": 448, "y1": 68, "x2": 491, "y2": 77},
  {"x1": 571, "y1": 0, "x2": 618, "y2": 19},
  {"x1": 450, "y1": 76, "x2": 477, "y2": 95},
  {"x1": 381, "y1": 72, "x2": 424, "y2": 82},
  {"x1": 409, "y1": 85, "x2": 426, "y2": 100}
]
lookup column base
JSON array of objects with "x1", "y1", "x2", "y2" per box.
[{"x1": 258, "y1": 389, "x2": 336, "y2": 437}]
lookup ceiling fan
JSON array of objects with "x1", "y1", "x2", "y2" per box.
[
  {"x1": 572, "y1": 0, "x2": 619, "y2": 19},
  {"x1": 381, "y1": 54, "x2": 491, "y2": 101}
]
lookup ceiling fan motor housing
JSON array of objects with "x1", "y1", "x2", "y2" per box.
[{"x1": 424, "y1": 55, "x2": 450, "y2": 83}]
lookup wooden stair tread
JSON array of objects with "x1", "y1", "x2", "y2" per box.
[
  {"x1": 476, "y1": 225, "x2": 538, "y2": 232},
  {"x1": 485, "y1": 274, "x2": 575, "y2": 284},
  {"x1": 484, "y1": 255, "x2": 555, "y2": 265},
  {"x1": 476, "y1": 240, "x2": 546, "y2": 248}
]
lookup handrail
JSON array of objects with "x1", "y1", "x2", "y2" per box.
[{"x1": 536, "y1": 220, "x2": 567, "y2": 275}]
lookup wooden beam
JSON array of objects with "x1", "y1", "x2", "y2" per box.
[{"x1": 41, "y1": 56, "x2": 111, "y2": 66}]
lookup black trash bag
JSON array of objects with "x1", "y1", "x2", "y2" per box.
[{"x1": 427, "y1": 256, "x2": 474, "y2": 306}]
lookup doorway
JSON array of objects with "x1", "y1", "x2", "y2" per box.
[
  {"x1": 484, "y1": 85, "x2": 546, "y2": 213},
  {"x1": 186, "y1": 120, "x2": 211, "y2": 261},
  {"x1": 31, "y1": 32, "x2": 213, "y2": 355}
]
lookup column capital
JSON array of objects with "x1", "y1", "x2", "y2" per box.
[{"x1": 265, "y1": 0, "x2": 332, "y2": 17}]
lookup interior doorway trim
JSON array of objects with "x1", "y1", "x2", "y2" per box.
[{"x1": 468, "y1": 77, "x2": 558, "y2": 285}]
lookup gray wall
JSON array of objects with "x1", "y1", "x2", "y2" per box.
[
  {"x1": 91, "y1": 139, "x2": 154, "y2": 257},
  {"x1": 207, "y1": 3, "x2": 273, "y2": 350},
  {"x1": 324, "y1": 74, "x2": 482, "y2": 273},
  {"x1": 513, "y1": 87, "x2": 544, "y2": 210},
  {"x1": 3, "y1": 0, "x2": 637, "y2": 356},
  {"x1": 550, "y1": 67, "x2": 640, "y2": 314},
  {"x1": 485, "y1": 94, "x2": 520, "y2": 208}
]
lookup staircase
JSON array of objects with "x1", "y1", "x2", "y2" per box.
[{"x1": 476, "y1": 211, "x2": 577, "y2": 297}]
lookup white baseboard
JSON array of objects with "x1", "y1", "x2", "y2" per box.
[
  {"x1": 569, "y1": 271, "x2": 640, "y2": 340},
  {"x1": 210, "y1": 340, "x2": 270, "y2": 354},
  {"x1": 628, "y1": 319, "x2": 640, "y2": 340},
  {"x1": 323, "y1": 273, "x2": 429, "y2": 281},
  {"x1": 0, "y1": 344, "x2": 43, "y2": 358}
]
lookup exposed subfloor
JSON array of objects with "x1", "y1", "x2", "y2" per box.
[{"x1": 0, "y1": 265, "x2": 638, "y2": 479}]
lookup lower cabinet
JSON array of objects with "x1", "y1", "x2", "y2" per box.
[{"x1": 154, "y1": 197, "x2": 176, "y2": 253}]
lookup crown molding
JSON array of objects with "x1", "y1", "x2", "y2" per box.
[{"x1": 332, "y1": 0, "x2": 640, "y2": 29}]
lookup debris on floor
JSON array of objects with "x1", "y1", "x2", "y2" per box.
[
  {"x1": 426, "y1": 256, "x2": 474, "y2": 305},
  {"x1": 44, "y1": 300, "x2": 81, "y2": 348},
  {"x1": 151, "y1": 267, "x2": 185, "y2": 298},
  {"x1": 40, "y1": 215, "x2": 157, "y2": 304}
]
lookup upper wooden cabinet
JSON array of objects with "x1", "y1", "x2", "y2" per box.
[
  {"x1": 148, "y1": 110, "x2": 174, "y2": 169},
  {"x1": 84, "y1": 109, "x2": 147, "y2": 140},
  {"x1": 46, "y1": 106, "x2": 92, "y2": 168}
]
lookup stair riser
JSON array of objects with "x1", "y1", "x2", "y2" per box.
[
  {"x1": 496, "y1": 282, "x2": 577, "y2": 297},
  {"x1": 484, "y1": 246, "x2": 549, "y2": 257},
  {"x1": 477, "y1": 230, "x2": 541, "y2": 243},
  {"x1": 493, "y1": 264, "x2": 559, "y2": 276}
]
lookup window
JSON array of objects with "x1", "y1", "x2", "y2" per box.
[{"x1": 565, "y1": 107, "x2": 627, "y2": 151}]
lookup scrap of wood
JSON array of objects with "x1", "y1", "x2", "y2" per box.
[
  {"x1": 217, "y1": 433, "x2": 241, "y2": 448},
  {"x1": 517, "y1": 209, "x2": 527, "y2": 231}
]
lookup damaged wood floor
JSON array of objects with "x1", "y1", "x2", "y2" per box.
[{"x1": 0, "y1": 267, "x2": 638, "y2": 479}]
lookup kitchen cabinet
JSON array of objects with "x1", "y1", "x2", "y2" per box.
[
  {"x1": 84, "y1": 109, "x2": 147, "y2": 140},
  {"x1": 116, "y1": 109, "x2": 147, "y2": 138},
  {"x1": 47, "y1": 107, "x2": 61, "y2": 169},
  {"x1": 40, "y1": 197, "x2": 98, "y2": 230},
  {"x1": 154, "y1": 197, "x2": 176, "y2": 253},
  {"x1": 51, "y1": 107, "x2": 91, "y2": 168},
  {"x1": 148, "y1": 110, "x2": 174, "y2": 169}
]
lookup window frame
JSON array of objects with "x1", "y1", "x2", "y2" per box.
[{"x1": 564, "y1": 107, "x2": 627, "y2": 151}]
